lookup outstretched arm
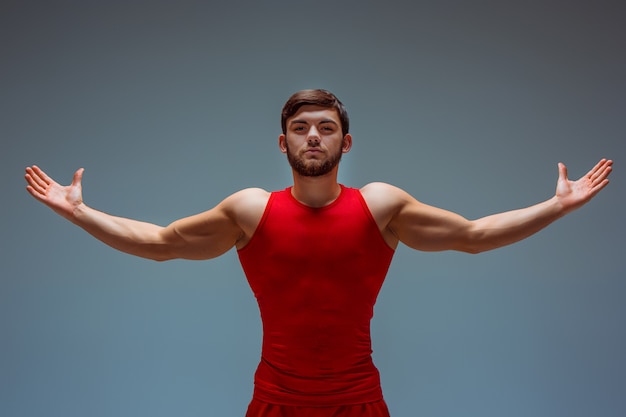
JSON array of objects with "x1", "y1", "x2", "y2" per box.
[
  {"x1": 25, "y1": 166, "x2": 265, "y2": 261},
  {"x1": 382, "y1": 159, "x2": 612, "y2": 253}
]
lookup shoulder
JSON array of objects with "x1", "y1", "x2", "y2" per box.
[
  {"x1": 220, "y1": 187, "x2": 271, "y2": 216},
  {"x1": 219, "y1": 188, "x2": 271, "y2": 247},
  {"x1": 360, "y1": 182, "x2": 414, "y2": 208},
  {"x1": 359, "y1": 182, "x2": 432, "y2": 225},
  {"x1": 223, "y1": 187, "x2": 271, "y2": 203},
  {"x1": 358, "y1": 183, "x2": 416, "y2": 246}
]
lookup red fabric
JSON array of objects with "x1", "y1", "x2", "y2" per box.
[
  {"x1": 245, "y1": 398, "x2": 391, "y2": 417},
  {"x1": 238, "y1": 186, "x2": 395, "y2": 407}
]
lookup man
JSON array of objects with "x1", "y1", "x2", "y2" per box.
[{"x1": 25, "y1": 89, "x2": 612, "y2": 417}]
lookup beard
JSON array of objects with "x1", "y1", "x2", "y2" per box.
[{"x1": 285, "y1": 139, "x2": 344, "y2": 177}]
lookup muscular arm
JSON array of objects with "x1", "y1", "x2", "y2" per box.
[
  {"x1": 25, "y1": 166, "x2": 267, "y2": 261},
  {"x1": 389, "y1": 191, "x2": 565, "y2": 253},
  {"x1": 366, "y1": 159, "x2": 612, "y2": 254},
  {"x1": 70, "y1": 201, "x2": 243, "y2": 261}
]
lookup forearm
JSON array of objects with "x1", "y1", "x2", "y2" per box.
[
  {"x1": 71, "y1": 203, "x2": 173, "y2": 261},
  {"x1": 466, "y1": 196, "x2": 565, "y2": 253}
]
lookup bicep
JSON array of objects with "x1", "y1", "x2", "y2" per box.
[
  {"x1": 160, "y1": 205, "x2": 243, "y2": 260},
  {"x1": 389, "y1": 196, "x2": 475, "y2": 253},
  {"x1": 157, "y1": 188, "x2": 268, "y2": 260}
]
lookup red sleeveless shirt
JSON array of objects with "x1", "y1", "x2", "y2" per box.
[{"x1": 237, "y1": 185, "x2": 395, "y2": 407}]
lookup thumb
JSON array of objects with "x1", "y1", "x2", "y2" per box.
[
  {"x1": 558, "y1": 162, "x2": 568, "y2": 181},
  {"x1": 72, "y1": 168, "x2": 85, "y2": 187}
]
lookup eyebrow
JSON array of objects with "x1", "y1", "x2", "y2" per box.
[{"x1": 289, "y1": 119, "x2": 339, "y2": 126}]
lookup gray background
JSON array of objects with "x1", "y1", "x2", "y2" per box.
[{"x1": 2, "y1": 1, "x2": 624, "y2": 416}]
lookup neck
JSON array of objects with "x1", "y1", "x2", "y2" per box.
[{"x1": 291, "y1": 169, "x2": 342, "y2": 208}]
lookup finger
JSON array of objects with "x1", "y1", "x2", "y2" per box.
[
  {"x1": 24, "y1": 168, "x2": 36, "y2": 185},
  {"x1": 71, "y1": 168, "x2": 85, "y2": 187},
  {"x1": 31, "y1": 165, "x2": 51, "y2": 183},
  {"x1": 27, "y1": 165, "x2": 53, "y2": 188},
  {"x1": 558, "y1": 162, "x2": 568, "y2": 180},
  {"x1": 24, "y1": 166, "x2": 39, "y2": 183},
  {"x1": 590, "y1": 159, "x2": 613, "y2": 184},
  {"x1": 24, "y1": 169, "x2": 49, "y2": 193},
  {"x1": 25, "y1": 184, "x2": 45, "y2": 200},
  {"x1": 590, "y1": 178, "x2": 610, "y2": 195},
  {"x1": 25, "y1": 177, "x2": 50, "y2": 200},
  {"x1": 25, "y1": 174, "x2": 47, "y2": 195},
  {"x1": 587, "y1": 158, "x2": 609, "y2": 181}
]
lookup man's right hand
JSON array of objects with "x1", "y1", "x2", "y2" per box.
[{"x1": 25, "y1": 166, "x2": 85, "y2": 221}]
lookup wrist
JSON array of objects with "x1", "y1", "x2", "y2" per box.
[
  {"x1": 550, "y1": 194, "x2": 570, "y2": 217},
  {"x1": 69, "y1": 202, "x2": 89, "y2": 224}
]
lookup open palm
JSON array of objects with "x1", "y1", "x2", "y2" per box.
[
  {"x1": 25, "y1": 166, "x2": 85, "y2": 219},
  {"x1": 555, "y1": 159, "x2": 612, "y2": 213}
]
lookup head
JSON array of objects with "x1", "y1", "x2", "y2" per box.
[
  {"x1": 279, "y1": 90, "x2": 352, "y2": 177},
  {"x1": 281, "y1": 89, "x2": 349, "y2": 137}
]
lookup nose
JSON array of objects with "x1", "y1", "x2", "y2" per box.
[{"x1": 307, "y1": 126, "x2": 321, "y2": 145}]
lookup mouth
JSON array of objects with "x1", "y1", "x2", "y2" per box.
[{"x1": 304, "y1": 148, "x2": 323, "y2": 154}]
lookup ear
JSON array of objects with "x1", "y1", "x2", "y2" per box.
[
  {"x1": 278, "y1": 134, "x2": 287, "y2": 153},
  {"x1": 342, "y1": 134, "x2": 353, "y2": 153}
]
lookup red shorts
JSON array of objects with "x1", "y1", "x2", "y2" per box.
[{"x1": 245, "y1": 398, "x2": 391, "y2": 417}]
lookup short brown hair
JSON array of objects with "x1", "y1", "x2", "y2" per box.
[{"x1": 281, "y1": 89, "x2": 350, "y2": 136}]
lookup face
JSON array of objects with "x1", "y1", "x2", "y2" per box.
[{"x1": 279, "y1": 105, "x2": 352, "y2": 177}]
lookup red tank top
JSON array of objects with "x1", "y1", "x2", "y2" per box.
[{"x1": 237, "y1": 185, "x2": 395, "y2": 406}]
